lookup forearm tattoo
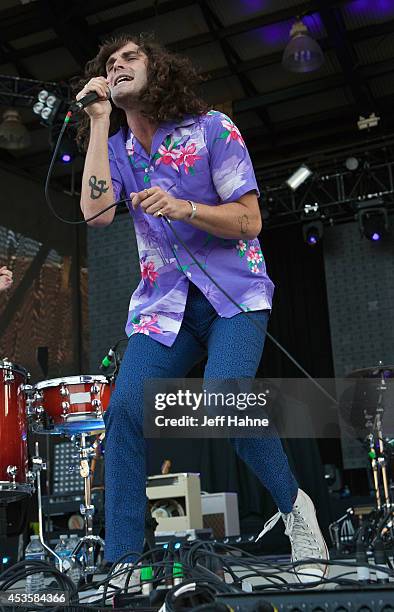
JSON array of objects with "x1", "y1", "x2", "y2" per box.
[
  {"x1": 88, "y1": 175, "x2": 109, "y2": 200},
  {"x1": 238, "y1": 214, "x2": 250, "y2": 234}
]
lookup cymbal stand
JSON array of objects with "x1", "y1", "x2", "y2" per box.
[{"x1": 69, "y1": 432, "x2": 105, "y2": 577}]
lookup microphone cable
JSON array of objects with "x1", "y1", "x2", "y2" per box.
[{"x1": 44, "y1": 107, "x2": 337, "y2": 406}]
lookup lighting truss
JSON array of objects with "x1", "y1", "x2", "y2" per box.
[
  {"x1": 0, "y1": 74, "x2": 70, "y2": 109},
  {"x1": 259, "y1": 147, "x2": 394, "y2": 229}
]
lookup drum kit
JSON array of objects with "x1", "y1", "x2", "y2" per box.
[{"x1": 0, "y1": 357, "x2": 113, "y2": 576}]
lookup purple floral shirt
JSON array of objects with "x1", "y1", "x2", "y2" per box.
[{"x1": 108, "y1": 110, "x2": 274, "y2": 347}]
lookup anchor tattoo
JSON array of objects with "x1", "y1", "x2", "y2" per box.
[{"x1": 89, "y1": 175, "x2": 109, "y2": 200}]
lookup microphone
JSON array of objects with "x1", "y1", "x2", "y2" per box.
[
  {"x1": 71, "y1": 90, "x2": 111, "y2": 112},
  {"x1": 99, "y1": 346, "x2": 116, "y2": 371}
]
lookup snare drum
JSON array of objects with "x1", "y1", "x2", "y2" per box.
[
  {"x1": 33, "y1": 375, "x2": 111, "y2": 434},
  {"x1": 0, "y1": 358, "x2": 31, "y2": 491}
]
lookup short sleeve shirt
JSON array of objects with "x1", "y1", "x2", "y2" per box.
[{"x1": 108, "y1": 110, "x2": 275, "y2": 347}]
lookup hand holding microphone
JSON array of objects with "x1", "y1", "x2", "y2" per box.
[{"x1": 74, "y1": 77, "x2": 111, "y2": 118}]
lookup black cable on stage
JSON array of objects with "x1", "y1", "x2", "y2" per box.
[
  {"x1": 44, "y1": 107, "x2": 338, "y2": 407},
  {"x1": 44, "y1": 110, "x2": 126, "y2": 226}
]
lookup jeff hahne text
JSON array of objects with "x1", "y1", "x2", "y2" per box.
[{"x1": 153, "y1": 389, "x2": 270, "y2": 429}]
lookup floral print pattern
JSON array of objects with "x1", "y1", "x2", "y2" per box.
[
  {"x1": 175, "y1": 143, "x2": 202, "y2": 175},
  {"x1": 236, "y1": 240, "x2": 248, "y2": 257},
  {"x1": 131, "y1": 313, "x2": 162, "y2": 335},
  {"x1": 246, "y1": 245, "x2": 264, "y2": 274},
  {"x1": 141, "y1": 260, "x2": 159, "y2": 286},
  {"x1": 213, "y1": 115, "x2": 245, "y2": 149},
  {"x1": 153, "y1": 136, "x2": 202, "y2": 175},
  {"x1": 235, "y1": 242, "x2": 264, "y2": 274},
  {"x1": 107, "y1": 110, "x2": 274, "y2": 347},
  {"x1": 154, "y1": 137, "x2": 182, "y2": 171}
]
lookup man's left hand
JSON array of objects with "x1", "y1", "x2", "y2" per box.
[{"x1": 130, "y1": 186, "x2": 191, "y2": 221}]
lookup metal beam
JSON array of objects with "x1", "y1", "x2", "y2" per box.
[
  {"x1": 91, "y1": 0, "x2": 349, "y2": 50},
  {"x1": 37, "y1": 0, "x2": 99, "y2": 69},
  {"x1": 199, "y1": 0, "x2": 275, "y2": 138},
  {"x1": 233, "y1": 74, "x2": 346, "y2": 113},
  {"x1": 0, "y1": 0, "x2": 347, "y2": 48},
  {"x1": 316, "y1": 2, "x2": 375, "y2": 115},
  {"x1": 0, "y1": 5, "x2": 393, "y2": 79}
]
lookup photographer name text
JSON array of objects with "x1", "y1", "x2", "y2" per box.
[{"x1": 155, "y1": 414, "x2": 269, "y2": 427}]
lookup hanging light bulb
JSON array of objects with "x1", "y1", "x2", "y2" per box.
[
  {"x1": 0, "y1": 109, "x2": 31, "y2": 151},
  {"x1": 282, "y1": 19, "x2": 324, "y2": 73}
]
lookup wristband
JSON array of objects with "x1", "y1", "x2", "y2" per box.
[{"x1": 187, "y1": 200, "x2": 197, "y2": 220}]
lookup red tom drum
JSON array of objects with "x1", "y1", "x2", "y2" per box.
[{"x1": 33, "y1": 375, "x2": 112, "y2": 434}]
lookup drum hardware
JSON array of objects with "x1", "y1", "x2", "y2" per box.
[
  {"x1": 61, "y1": 401, "x2": 70, "y2": 417},
  {"x1": 31, "y1": 441, "x2": 65, "y2": 572},
  {"x1": 328, "y1": 508, "x2": 355, "y2": 551},
  {"x1": 67, "y1": 432, "x2": 105, "y2": 576},
  {"x1": 364, "y1": 370, "x2": 392, "y2": 513},
  {"x1": 2, "y1": 357, "x2": 15, "y2": 383},
  {"x1": 60, "y1": 385, "x2": 69, "y2": 397},
  {"x1": 91, "y1": 399, "x2": 102, "y2": 419},
  {"x1": 4, "y1": 465, "x2": 34, "y2": 490},
  {"x1": 6, "y1": 465, "x2": 18, "y2": 488},
  {"x1": 338, "y1": 362, "x2": 394, "y2": 553}
]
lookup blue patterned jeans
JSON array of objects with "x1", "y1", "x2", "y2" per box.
[{"x1": 103, "y1": 283, "x2": 298, "y2": 562}]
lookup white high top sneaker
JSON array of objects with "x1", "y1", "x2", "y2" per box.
[
  {"x1": 85, "y1": 563, "x2": 141, "y2": 604},
  {"x1": 256, "y1": 489, "x2": 329, "y2": 584}
]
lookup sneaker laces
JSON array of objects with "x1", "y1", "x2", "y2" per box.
[
  {"x1": 283, "y1": 510, "x2": 322, "y2": 562},
  {"x1": 256, "y1": 509, "x2": 323, "y2": 561},
  {"x1": 255, "y1": 510, "x2": 282, "y2": 541}
]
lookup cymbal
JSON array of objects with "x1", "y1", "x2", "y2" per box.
[{"x1": 347, "y1": 365, "x2": 394, "y2": 378}]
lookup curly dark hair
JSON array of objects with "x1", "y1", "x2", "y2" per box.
[{"x1": 74, "y1": 32, "x2": 209, "y2": 150}]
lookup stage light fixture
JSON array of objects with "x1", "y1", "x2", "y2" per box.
[
  {"x1": 345, "y1": 157, "x2": 359, "y2": 171},
  {"x1": 0, "y1": 109, "x2": 31, "y2": 150},
  {"x1": 286, "y1": 165, "x2": 313, "y2": 191},
  {"x1": 358, "y1": 207, "x2": 388, "y2": 241},
  {"x1": 357, "y1": 113, "x2": 380, "y2": 131},
  {"x1": 33, "y1": 89, "x2": 62, "y2": 125},
  {"x1": 282, "y1": 19, "x2": 324, "y2": 73},
  {"x1": 302, "y1": 220, "x2": 323, "y2": 246}
]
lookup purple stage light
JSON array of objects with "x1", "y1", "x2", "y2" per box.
[
  {"x1": 61, "y1": 153, "x2": 71, "y2": 163},
  {"x1": 371, "y1": 232, "x2": 381, "y2": 241},
  {"x1": 308, "y1": 235, "x2": 318, "y2": 245},
  {"x1": 303, "y1": 12, "x2": 324, "y2": 35},
  {"x1": 345, "y1": 0, "x2": 394, "y2": 20},
  {"x1": 242, "y1": 0, "x2": 265, "y2": 11},
  {"x1": 258, "y1": 21, "x2": 291, "y2": 46}
]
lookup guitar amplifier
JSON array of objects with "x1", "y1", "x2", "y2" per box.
[
  {"x1": 146, "y1": 473, "x2": 203, "y2": 533},
  {"x1": 201, "y1": 492, "x2": 240, "y2": 538}
]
